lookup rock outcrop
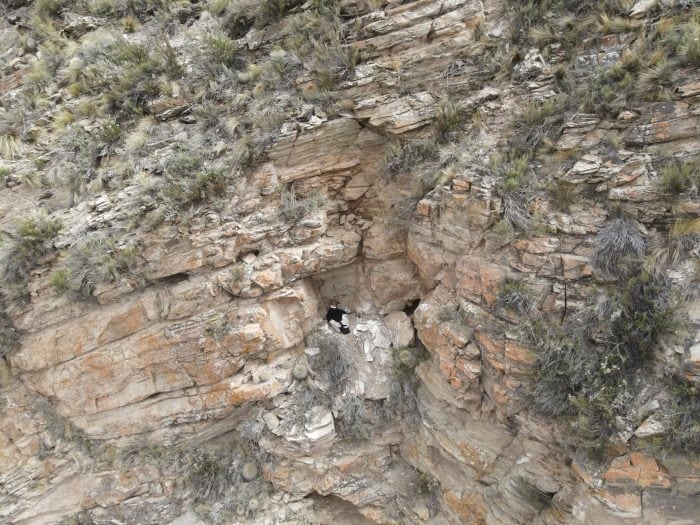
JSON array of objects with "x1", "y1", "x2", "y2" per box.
[{"x1": 0, "y1": 1, "x2": 698, "y2": 524}]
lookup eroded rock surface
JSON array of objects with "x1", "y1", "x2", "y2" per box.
[{"x1": 1, "y1": 1, "x2": 699, "y2": 524}]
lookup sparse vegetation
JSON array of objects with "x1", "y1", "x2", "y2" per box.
[
  {"x1": 206, "y1": 35, "x2": 243, "y2": 68},
  {"x1": 0, "y1": 133, "x2": 20, "y2": 160},
  {"x1": 660, "y1": 377, "x2": 700, "y2": 454},
  {"x1": 179, "y1": 447, "x2": 269, "y2": 523},
  {"x1": 497, "y1": 279, "x2": 534, "y2": 315},
  {"x1": 550, "y1": 180, "x2": 577, "y2": 211},
  {"x1": 155, "y1": 153, "x2": 229, "y2": 208},
  {"x1": 278, "y1": 190, "x2": 323, "y2": 223},
  {"x1": 490, "y1": 152, "x2": 533, "y2": 232},
  {"x1": 0, "y1": 304, "x2": 21, "y2": 358},
  {"x1": 656, "y1": 159, "x2": 699, "y2": 196},
  {"x1": 528, "y1": 271, "x2": 683, "y2": 456},
  {"x1": 434, "y1": 99, "x2": 463, "y2": 143},
  {"x1": 383, "y1": 140, "x2": 440, "y2": 178},
  {"x1": 307, "y1": 330, "x2": 349, "y2": 398},
  {"x1": 0, "y1": 212, "x2": 63, "y2": 302},
  {"x1": 644, "y1": 218, "x2": 700, "y2": 277},
  {"x1": 54, "y1": 231, "x2": 141, "y2": 298},
  {"x1": 510, "y1": 95, "x2": 568, "y2": 153},
  {"x1": 590, "y1": 218, "x2": 645, "y2": 280},
  {"x1": 336, "y1": 394, "x2": 371, "y2": 441}
]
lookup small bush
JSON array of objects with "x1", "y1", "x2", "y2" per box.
[
  {"x1": 0, "y1": 304, "x2": 20, "y2": 357},
  {"x1": 307, "y1": 330, "x2": 349, "y2": 398},
  {"x1": 392, "y1": 346, "x2": 425, "y2": 384},
  {"x1": 0, "y1": 212, "x2": 63, "y2": 301},
  {"x1": 491, "y1": 152, "x2": 529, "y2": 191},
  {"x1": 383, "y1": 140, "x2": 440, "y2": 177},
  {"x1": 52, "y1": 127, "x2": 103, "y2": 203},
  {"x1": 590, "y1": 218, "x2": 645, "y2": 279},
  {"x1": 434, "y1": 99, "x2": 463, "y2": 143},
  {"x1": 278, "y1": 190, "x2": 323, "y2": 223},
  {"x1": 164, "y1": 168, "x2": 228, "y2": 206},
  {"x1": 257, "y1": 0, "x2": 288, "y2": 25},
  {"x1": 50, "y1": 267, "x2": 72, "y2": 295},
  {"x1": 656, "y1": 159, "x2": 699, "y2": 196},
  {"x1": 550, "y1": 180, "x2": 577, "y2": 211},
  {"x1": 680, "y1": 19, "x2": 700, "y2": 67},
  {"x1": 159, "y1": 42, "x2": 184, "y2": 80},
  {"x1": 528, "y1": 271, "x2": 681, "y2": 455},
  {"x1": 597, "y1": 13, "x2": 636, "y2": 35},
  {"x1": 0, "y1": 132, "x2": 20, "y2": 160},
  {"x1": 644, "y1": 218, "x2": 700, "y2": 277},
  {"x1": 613, "y1": 273, "x2": 682, "y2": 366},
  {"x1": 33, "y1": 0, "x2": 72, "y2": 18},
  {"x1": 308, "y1": 33, "x2": 361, "y2": 89},
  {"x1": 179, "y1": 447, "x2": 269, "y2": 523},
  {"x1": 661, "y1": 377, "x2": 700, "y2": 454},
  {"x1": 382, "y1": 376, "x2": 419, "y2": 421},
  {"x1": 158, "y1": 154, "x2": 229, "y2": 207},
  {"x1": 511, "y1": 95, "x2": 568, "y2": 153},
  {"x1": 336, "y1": 394, "x2": 370, "y2": 441},
  {"x1": 497, "y1": 279, "x2": 534, "y2": 315},
  {"x1": 57, "y1": 231, "x2": 141, "y2": 298},
  {"x1": 68, "y1": 34, "x2": 166, "y2": 118},
  {"x1": 206, "y1": 35, "x2": 242, "y2": 68}
]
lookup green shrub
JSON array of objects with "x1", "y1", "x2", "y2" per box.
[
  {"x1": 491, "y1": 151, "x2": 530, "y2": 193},
  {"x1": 164, "y1": 168, "x2": 228, "y2": 206},
  {"x1": 50, "y1": 267, "x2": 72, "y2": 295},
  {"x1": 57, "y1": 231, "x2": 141, "y2": 298},
  {"x1": 493, "y1": 218, "x2": 517, "y2": 245},
  {"x1": 0, "y1": 212, "x2": 63, "y2": 301},
  {"x1": 158, "y1": 42, "x2": 184, "y2": 80},
  {"x1": 68, "y1": 34, "x2": 166, "y2": 118},
  {"x1": 307, "y1": 28, "x2": 361, "y2": 89},
  {"x1": 550, "y1": 180, "x2": 577, "y2": 211},
  {"x1": 206, "y1": 35, "x2": 242, "y2": 68},
  {"x1": 51, "y1": 127, "x2": 103, "y2": 204},
  {"x1": 597, "y1": 13, "x2": 636, "y2": 35},
  {"x1": 0, "y1": 132, "x2": 20, "y2": 160},
  {"x1": 158, "y1": 154, "x2": 229, "y2": 207},
  {"x1": 497, "y1": 279, "x2": 534, "y2": 315},
  {"x1": 590, "y1": 218, "x2": 645, "y2": 279},
  {"x1": 656, "y1": 159, "x2": 699, "y2": 196},
  {"x1": 680, "y1": 19, "x2": 700, "y2": 66},
  {"x1": 257, "y1": 0, "x2": 303, "y2": 26},
  {"x1": 528, "y1": 271, "x2": 681, "y2": 455},
  {"x1": 179, "y1": 448, "x2": 269, "y2": 522},
  {"x1": 613, "y1": 273, "x2": 682, "y2": 367},
  {"x1": 33, "y1": 0, "x2": 73, "y2": 18}
]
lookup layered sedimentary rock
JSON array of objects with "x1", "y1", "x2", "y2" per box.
[{"x1": 0, "y1": 1, "x2": 698, "y2": 524}]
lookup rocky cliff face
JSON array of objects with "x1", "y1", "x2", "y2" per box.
[{"x1": 0, "y1": 0, "x2": 698, "y2": 524}]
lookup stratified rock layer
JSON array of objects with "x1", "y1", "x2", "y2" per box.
[{"x1": 1, "y1": 1, "x2": 698, "y2": 524}]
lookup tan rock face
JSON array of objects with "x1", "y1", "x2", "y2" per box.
[{"x1": 1, "y1": 1, "x2": 699, "y2": 524}]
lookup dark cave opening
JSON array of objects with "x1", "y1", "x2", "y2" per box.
[
  {"x1": 326, "y1": 305, "x2": 350, "y2": 334},
  {"x1": 403, "y1": 298, "x2": 421, "y2": 316}
]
